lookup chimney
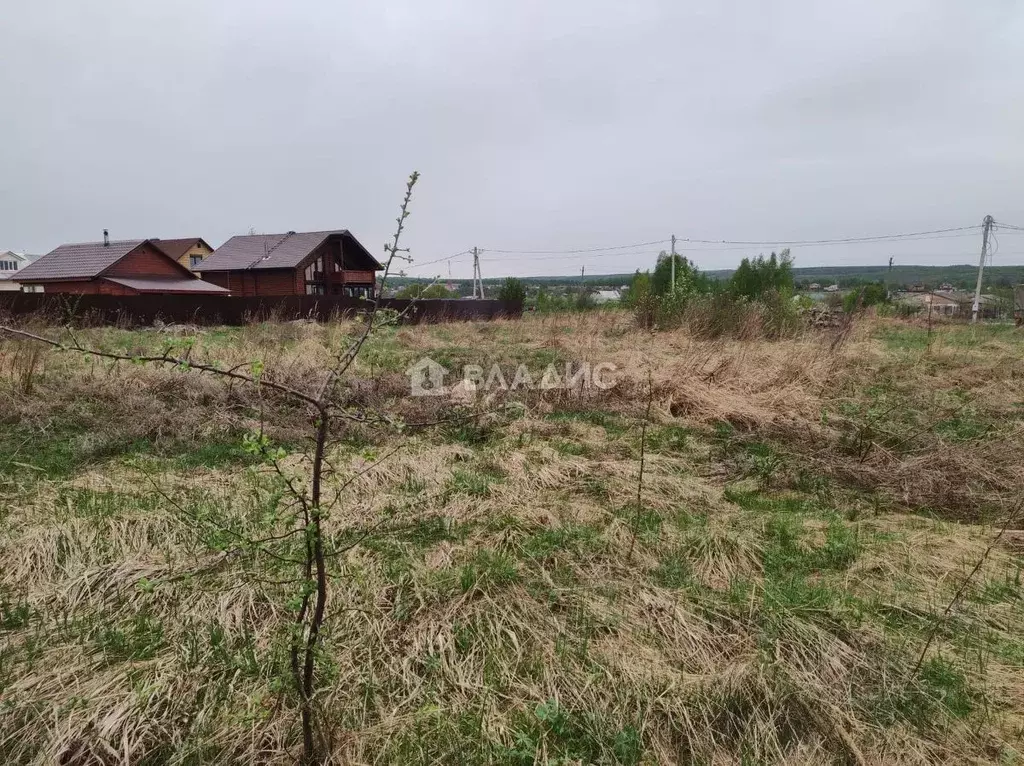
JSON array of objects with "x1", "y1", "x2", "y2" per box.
[{"x1": 103, "y1": 229, "x2": 109, "y2": 246}]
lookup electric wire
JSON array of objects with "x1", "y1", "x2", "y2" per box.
[
  {"x1": 403, "y1": 250, "x2": 473, "y2": 271},
  {"x1": 480, "y1": 239, "x2": 670, "y2": 255},
  {"x1": 672, "y1": 225, "x2": 981, "y2": 247}
]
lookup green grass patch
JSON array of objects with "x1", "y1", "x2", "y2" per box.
[
  {"x1": 459, "y1": 550, "x2": 520, "y2": 593},
  {"x1": 934, "y1": 415, "x2": 991, "y2": 442},
  {"x1": 870, "y1": 656, "x2": 979, "y2": 729},
  {"x1": 551, "y1": 439, "x2": 589, "y2": 457},
  {"x1": 501, "y1": 700, "x2": 643, "y2": 766},
  {"x1": 448, "y1": 468, "x2": 500, "y2": 498},
  {"x1": 0, "y1": 586, "x2": 32, "y2": 631},
  {"x1": 616, "y1": 503, "x2": 662, "y2": 544},
  {"x1": 762, "y1": 516, "x2": 860, "y2": 577},
  {"x1": 545, "y1": 410, "x2": 627, "y2": 436},
  {"x1": 520, "y1": 522, "x2": 604, "y2": 560},
  {"x1": 651, "y1": 547, "x2": 692, "y2": 589},
  {"x1": 724, "y1": 488, "x2": 811, "y2": 515},
  {"x1": 55, "y1": 487, "x2": 163, "y2": 521},
  {"x1": 92, "y1": 614, "x2": 166, "y2": 665},
  {"x1": 359, "y1": 330, "x2": 411, "y2": 373},
  {"x1": 645, "y1": 424, "x2": 691, "y2": 454}
]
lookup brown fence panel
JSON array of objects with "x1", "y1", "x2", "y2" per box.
[{"x1": 0, "y1": 293, "x2": 522, "y2": 326}]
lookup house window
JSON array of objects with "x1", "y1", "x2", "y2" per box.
[
  {"x1": 342, "y1": 286, "x2": 374, "y2": 299},
  {"x1": 304, "y1": 255, "x2": 326, "y2": 295},
  {"x1": 189, "y1": 254, "x2": 203, "y2": 269},
  {"x1": 0, "y1": 261, "x2": 14, "y2": 271}
]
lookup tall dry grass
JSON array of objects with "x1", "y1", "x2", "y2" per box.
[{"x1": 1, "y1": 313, "x2": 1023, "y2": 763}]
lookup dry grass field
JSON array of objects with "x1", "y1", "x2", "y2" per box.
[{"x1": 1, "y1": 311, "x2": 1024, "y2": 764}]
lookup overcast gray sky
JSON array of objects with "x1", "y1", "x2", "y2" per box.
[{"x1": 2, "y1": 1, "x2": 1023, "y2": 277}]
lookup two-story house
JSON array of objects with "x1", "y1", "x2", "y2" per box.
[
  {"x1": 198, "y1": 230, "x2": 382, "y2": 297},
  {"x1": 0, "y1": 251, "x2": 42, "y2": 291}
]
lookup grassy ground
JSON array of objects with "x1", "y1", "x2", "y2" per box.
[{"x1": 1, "y1": 311, "x2": 1023, "y2": 764}]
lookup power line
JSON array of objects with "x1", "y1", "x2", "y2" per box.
[
  {"x1": 477, "y1": 233, "x2": 985, "y2": 263},
  {"x1": 481, "y1": 238, "x2": 670, "y2": 255},
  {"x1": 474, "y1": 225, "x2": 983, "y2": 258},
  {"x1": 403, "y1": 249, "x2": 473, "y2": 271},
  {"x1": 674, "y1": 225, "x2": 982, "y2": 247},
  {"x1": 403, "y1": 223, "x2": 1015, "y2": 275},
  {"x1": 636, "y1": 232, "x2": 985, "y2": 252},
  {"x1": 479, "y1": 249, "x2": 663, "y2": 263}
]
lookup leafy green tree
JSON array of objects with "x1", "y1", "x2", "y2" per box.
[
  {"x1": 729, "y1": 249, "x2": 794, "y2": 299},
  {"x1": 534, "y1": 287, "x2": 573, "y2": 313},
  {"x1": 396, "y1": 283, "x2": 454, "y2": 299},
  {"x1": 843, "y1": 282, "x2": 888, "y2": 312},
  {"x1": 497, "y1": 277, "x2": 526, "y2": 304},
  {"x1": 623, "y1": 270, "x2": 653, "y2": 307},
  {"x1": 650, "y1": 252, "x2": 714, "y2": 296},
  {"x1": 575, "y1": 287, "x2": 596, "y2": 311}
]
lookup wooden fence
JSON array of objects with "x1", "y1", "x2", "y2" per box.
[{"x1": 0, "y1": 293, "x2": 522, "y2": 326}]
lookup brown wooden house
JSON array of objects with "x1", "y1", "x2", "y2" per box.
[
  {"x1": 198, "y1": 230, "x2": 382, "y2": 297},
  {"x1": 15, "y1": 233, "x2": 230, "y2": 295}
]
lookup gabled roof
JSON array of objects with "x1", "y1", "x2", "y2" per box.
[
  {"x1": 151, "y1": 238, "x2": 213, "y2": 261},
  {"x1": 16, "y1": 240, "x2": 149, "y2": 281},
  {"x1": 0, "y1": 251, "x2": 41, "y2": 265},
  {"x1": 199, "y1": 230, "x2": 382, "y2": 272}
]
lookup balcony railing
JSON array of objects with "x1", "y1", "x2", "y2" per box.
[{"x1": 341, "y1": 270, "x2": 375, "y2": 284}]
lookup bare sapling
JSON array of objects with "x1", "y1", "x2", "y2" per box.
[
  {"x1": 0, "y1": 171, "x2": 424, "y2": 765},
  {"x1": 627, "y1": 371, "x2": 654, "y2": 560}
]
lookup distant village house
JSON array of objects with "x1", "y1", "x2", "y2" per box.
[
  {"x1": 592, "y1": 289, "x2": 621, "y2": 304},
  {"x1": 0, "y1": 251, "x2": 41, "y2": 292},
  {"x1": 898, "y1": 291, "x2": 960, "y2": 316},
  {"x1": 198, "y1": 230, "x2": 381, "y2": 297}
]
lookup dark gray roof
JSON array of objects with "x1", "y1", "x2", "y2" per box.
[
  {"x1": 200, "y1": 230, "x2": 382, "y2": 272},
  {"x1": 103, "y1": 276, "x2": 229, "y2": 294},
  {"x1": 16, "y1": 240, "x2": 147, "y2": 281}
]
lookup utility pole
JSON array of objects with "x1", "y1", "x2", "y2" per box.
[
  {"x1": 471, "y1": 246, "x2": 481, "y2": 299},
  {"x1": 971, "y1": 215, "x2": 994, "y2": 323},
  {"x1": 670, "y1": 234, "x2": 677, "y2": 294}
]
